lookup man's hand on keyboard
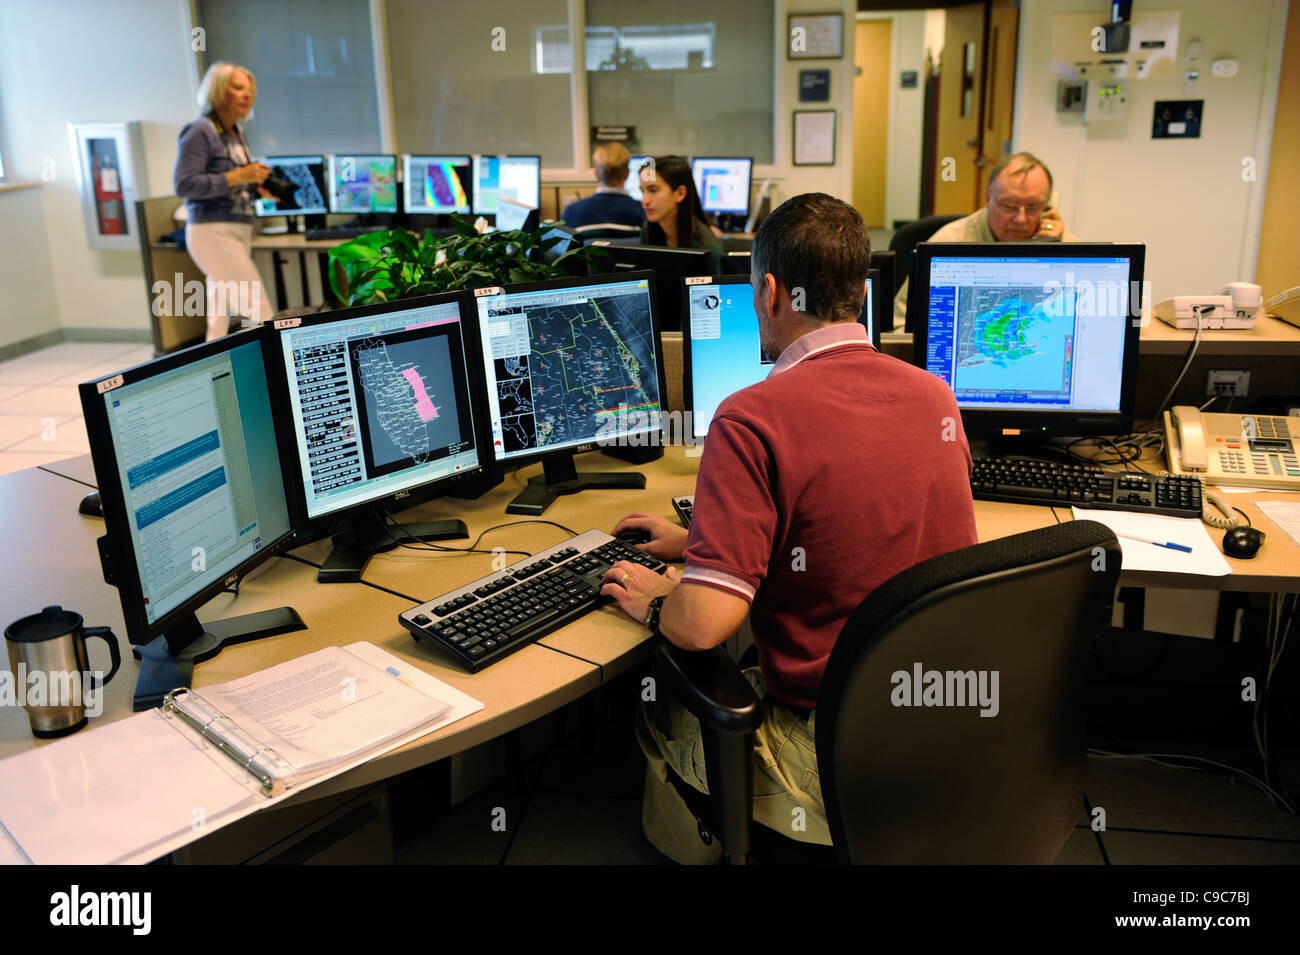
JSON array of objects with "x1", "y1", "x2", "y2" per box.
[
  {"x1": 612, "y1": 513, "x2": 688, "y2": 561},
  {"x1": 601, "y1": 562, "x2": 680, "y2": 625}
]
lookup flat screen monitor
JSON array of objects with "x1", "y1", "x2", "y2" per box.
[
  {"x1": 402, "y1": 154, "x2": 472, "y2": 215},
  {"x1": 861, "y1": 271, "x2": 888, "y2": 344},
  {"x1": 327, "y1": 154, "x2": 398, "y2": 214},
  {"x1": 254, "y1": 155, "x2": 328, "y2": 216},
  {"x1": 683, "y1": 274, "x2": 882, "y2": 441},
  {"x1": 690, "y1": 156, "x2": 753, "y2": 216},
  {"x1": 270, "y1": 292, "x2": 494, "y2": 579},
  {"x1": 591, "y1": 243, "x2": 712, "y2": 332},
  {"x1": 495, "y1": 197, "x2": 538, "y2": 233},
  {"x1": 79, "y1": 331, "x2": 302, "y2": 708},
  {"x1": 473, "y1": 272, "x2": 666, "y2": 514},
  {"x1": 472, "y1": 155, "x2": 541, "y2": 216},
  {"x1": 625, "y1": 155, "x2": 653, "y2": 203},
  {"x1": 910, "y1": 242, "x2": 1145, "y2": 444},
  {"x1": 869, "y1": 250, "x2": 897, "y2": 325}
]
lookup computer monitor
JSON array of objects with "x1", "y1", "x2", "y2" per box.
[
  {"x1": 869, "y1": 250, "x2": 897, "y2": 327},
  {"x1": 402, "y1": 154, "x2": 473, "y2": 215},
  {"x1": 79, "y1": 331, "x2": 305, "y2": 710},
  {"x1": 495, "y1": 197, "x2": 539, "y2": 233},
  {"x1": 861, "y1": 271, "x2": 888, "y2": 344},
  {"x1": 269, "y1": 291, "x2": 495, "y2": 581},
  {"x1": 472, "y1": 155, "x2": 541, "y2": 216},
  {"x1": 683, "y1": 274, "x2": 882, "y2": 441},
  {"x1": 473, "y1": 272, "x2": 666, "y2": 514},
  {"x1": 910, "y1": 242, "x2": 1145, "y2": 451},
  {"x1": 327, "y1": 154, "x2": 398, "y2": 214},
  {"x1": 690, "y1": 156, "x2": 753, "y2": 221},
  {"x1": 625, "y1": 155, "x2": 653, "y2": 203},
  {"x1": 591, "y1": 243, "x2": 712, "y2": 332},
  {"x1": 254, "y1": 155, "x2": 328, "y2": 216}
]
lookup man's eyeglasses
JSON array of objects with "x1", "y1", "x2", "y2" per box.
[{"x1": 994, "y1": 200, "x2": 1047, "y2": 218}]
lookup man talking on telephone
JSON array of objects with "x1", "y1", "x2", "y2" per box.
[{"x1": 894, "y1": 152, "x2": 1076, "y2": 322}]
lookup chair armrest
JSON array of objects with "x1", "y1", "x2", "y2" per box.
[{"x1": 653, "y1": 644, "x2": 762, "y2": 736}]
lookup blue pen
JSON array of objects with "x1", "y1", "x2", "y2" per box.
[{"x1": 1117, "y1": 533, "x2": 1192, "y2": 553}]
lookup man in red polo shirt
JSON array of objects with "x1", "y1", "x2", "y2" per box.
[{"x1": 602, "y1": 192, "x2": 978, "y2": 863}]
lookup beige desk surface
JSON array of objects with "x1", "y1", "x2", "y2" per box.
[
  {"x1": 1138, "y1": 313, "x2": 1300, "y2": 355},
  {"x1": 10, "y1": 443, "x2": 1298, "y2": 777},
  {"x1": 0, "y1": 467, "x2": 600, "y2": 807}
]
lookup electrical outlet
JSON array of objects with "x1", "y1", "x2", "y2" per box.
[{"x1": 1206, "y1": 369, "x2": 1250, "y2": 396}]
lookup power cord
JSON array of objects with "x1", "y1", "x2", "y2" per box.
[
  {"x1": 1143, "y1": 306, "x2": 1207, "y2": 432},
  {"x1": 381, "y1": 512, "x2": 578, "y2": 559},
  {"x1": 1088, "y1": 749, "x2": 1297, "y2": 815}
]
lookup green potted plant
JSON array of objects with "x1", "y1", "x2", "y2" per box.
[{"x1": 327, "y1": 216, "x2": 608, "y2": 308}]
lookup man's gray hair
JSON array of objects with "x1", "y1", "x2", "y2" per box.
[{"x1": 986, "y1": 151, "x2": 1053, "y2": 194}]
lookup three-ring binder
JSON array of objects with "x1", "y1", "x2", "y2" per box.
[{"x1": 162, "y1": 688, "x2": 291, "y2": 797}]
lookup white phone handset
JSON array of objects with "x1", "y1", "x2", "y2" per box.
[{"x1": 1170, "y1": 405, "x2": 1208, "y2": 471}]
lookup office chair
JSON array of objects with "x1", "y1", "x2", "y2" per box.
[
  {"x1": 887, "y1": 214, "x2": 963, "y2": 296},
  {"x1": 652, "y1": 520, "x2": 1122, "y2": 864},
  {"x1": 573, "y1": 223, "x2": 643, "y2": 240}
]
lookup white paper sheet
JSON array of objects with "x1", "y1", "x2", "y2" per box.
[
  {"x1": 1071, "y1": 509, "x2": 1232, "y2": 576},
  {"x1": 1255, "y1": 501, "x2": 1300, "y2": 549}
]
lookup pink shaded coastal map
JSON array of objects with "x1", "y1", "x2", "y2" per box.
[{"x1": 403, "y1": 367, "x2": 440, "y2": 421}]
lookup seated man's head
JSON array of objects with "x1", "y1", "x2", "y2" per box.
[
  {"x1": 751, "y1": 193, "x2": 870, "y2": 360},
  {"x1": 986, "y1": 152, "x2": 1054, "y2": 241},
  {"x1": 592, "y1": 143, "x2": 631, "y2": 189}
]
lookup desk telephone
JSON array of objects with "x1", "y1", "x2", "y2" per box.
[{"x1": 1163, "y1": 406, "x2": 1300, "y2": 532}]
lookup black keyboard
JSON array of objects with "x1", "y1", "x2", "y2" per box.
[
  {"x1": 672, "y1": 495, "x2": 694, "y2": 527},
  {"x1": 970, "y1": 458, "x2": 1203, "y2": 518},
  {"x1": 400, "y1": 529, "x2": 666, "y2": 671},
  {"x1": 305, "y1": 225, "x2": 377, "y2": 241}
]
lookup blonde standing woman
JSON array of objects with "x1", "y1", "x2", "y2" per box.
[{"x1": 174, "y1": 62, "x2": 277, "y2": 340}]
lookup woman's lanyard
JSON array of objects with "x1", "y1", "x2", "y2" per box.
[
  {"x1": 207, "y1": 111, "x2": 255, "y2": 210},
  {"x1": 206, "y1": 111, "x2": 251, "y2": 165}
]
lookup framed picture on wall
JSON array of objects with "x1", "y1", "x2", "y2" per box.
[
  {"x1": 793, "y1": 110, "x2": 837, "y2": 165},
  {"x1": 68, "y1": 122, "x2": 146, "y2": 251},
  {"x1": 787, "y1": 13, "x2": 843, "y2": 60}
]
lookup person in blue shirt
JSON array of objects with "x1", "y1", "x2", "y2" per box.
[
  {"x1": 640, "y1": 155, "x2": 724, "y2": 274},
  {"x1": 560, "y1": 143, "x2": 645, "y2": 229}
]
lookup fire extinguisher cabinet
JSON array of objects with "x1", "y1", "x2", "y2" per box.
[{"x1": 68, "y1": 122, "x2": 147, "y2": 251}]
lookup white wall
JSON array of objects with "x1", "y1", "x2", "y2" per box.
[
  {"x1": 0, "y1": 186, "x2": 60, "y2": 350},
  {"x1": 0, "y1": 0, "x2": 197, "y2": 336},
  {"x1": 772, "y1": 0, "x2": 857, "y2": 205},
  {"x1": 1013, "y1": 0, "x2": 1288, "y2": 299}
]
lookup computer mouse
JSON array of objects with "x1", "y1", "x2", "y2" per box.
[
  {"x1": 78, "y1": 492, "x2": 103, "y2": 518},
  {"x1": 1222, "y1": 526, "x2": 1265, "y2": 559},
  {"x1": 615, "y1": 529, "x2": 652, "y2": 546}
]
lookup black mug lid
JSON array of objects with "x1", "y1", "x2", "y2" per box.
[{"x1": 4, "y1": 605, "x2": 83, "y2": 644}]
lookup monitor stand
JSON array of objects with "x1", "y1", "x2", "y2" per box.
[
  {"x1": 506, "y1": 453, "x2": 645, "y2": 516},
  {"x1": 318, "y1": 506, "x2": 468, "y2": 583},
  {"x1": 130, "y1": 607, "x2": 306, "y2": 712},
  {"x1": 981, "y1": 433, "x2": 1074, "y2": 464}
]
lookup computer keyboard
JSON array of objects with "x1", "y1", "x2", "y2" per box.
[
  {"x1": 970, "y1": 458, "x2": 1203, "y2": 518},
  {"x1": 305, "y1": 225, "x2": 378, "y2": 241},
  {"x1": 672, "y1": 495, "x2": 694, "y2": 527},
  {"x1": 400, "y1": 529, "x2": 666, "y2": 671}
]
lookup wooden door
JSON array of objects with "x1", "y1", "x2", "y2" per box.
[
  {"x1": 853, "y1": 19, "x2": 892, "y2": 228},
  {"x1": 977, "y1": 0, "x2": 1020, "y2": 199},
  {"x1": 932, "y1": 1, "x2": 987, "y2": 215}
]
